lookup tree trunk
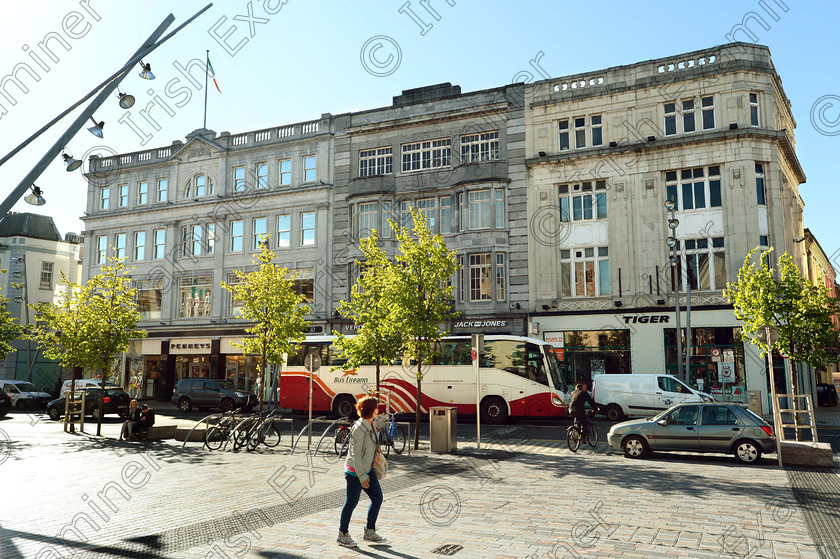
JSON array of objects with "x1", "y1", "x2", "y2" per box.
[
  {"x1": 414, "y1": 348, "x2": 422, "y2": 450},
  {"x1": 259, "y1": 349, "x2": 266, "y2": 415},
  {"x1": 376, "y1": 357, "x2": 381, "y2": 395},
  {"x1": 97, "y1": 356, "x2": 110, "y2": 437}
]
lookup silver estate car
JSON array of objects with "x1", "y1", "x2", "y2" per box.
[{"x1": 607, "y1": 402, "x2": 775, "y2": 464}]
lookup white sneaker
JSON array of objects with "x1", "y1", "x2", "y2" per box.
[
  {"x1": 337, "y1": 531, "x2": 357, "y2": 547},
  {"x1": 363, "y1": 528, "x2": 387, "y2": 544}
]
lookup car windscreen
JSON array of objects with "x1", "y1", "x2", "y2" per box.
[
  {"x1": 216, "y1": 380, "x2": 236, "y2": 390},
  {"x1": 16, "y1": 382, "x2": 38, "y2": 392}
]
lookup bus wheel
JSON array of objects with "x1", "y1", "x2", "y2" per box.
[
  {"x1": 480, "y1": 397, "x2": 508, "y2": 425},
  {"x1": 333, "y1": 395, "x2": 356, "y2": 418}
]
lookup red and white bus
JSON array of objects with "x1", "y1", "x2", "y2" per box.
[{"x1": 279, "y1": 335, "x2": 572, "y2": 423}]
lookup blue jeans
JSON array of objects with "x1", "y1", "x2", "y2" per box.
[{"x1": 339, "y1": 472, "x2": 382, "y2": 533}]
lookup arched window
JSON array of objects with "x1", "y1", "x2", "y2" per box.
[{"x1": 185, "y1": 174, "x2": 214, "y2": 198}]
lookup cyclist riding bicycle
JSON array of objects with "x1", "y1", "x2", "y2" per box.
[{"x1": 569, "y1": 381, "x2": 602, "y2": 435}]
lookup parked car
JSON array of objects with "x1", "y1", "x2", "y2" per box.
[
  {"x1": 816, "y1": 383, "x2": 838, "y2": 407},
  {"x1": 607, "y1": 402, "x2": 775, "y2": 464},
  {"x1": 0, "y1": 387, "x2": 11, "y2": 418},
  {"x1": 171, "y1": 378, "x2": 256, "y2": 412},
  {"x1": 592, "y1": 373, "x2": 712, "y2": 421},
  {"x1": 1, "y1": 380, "x2": 54, "y2": 410},
  {"x1": 60, "y1": 379, "x2": 104, "y2": 397},
  {"x1": 45, "y1": 386, "x2": 131, "y2": 421}
]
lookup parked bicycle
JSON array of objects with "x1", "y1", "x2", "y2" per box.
[
  {"x1": 566, "y1": 409, "x2": 598, "y2": 452},
  {"x1": 231, "y1": 411, "x2": 262, "y2": 451},
  {"x1": 334, "y1": 421, "x2": 351, "y2": 457},
  {"x1": 246, "y1": 409, "x2": 282, "y2": 451},
  {"x1": 204, "y1": 408, "x2": 242, "y2": 451},
  {"x1": 377, "y1": 411, "x2": 406, "y2": 457}
]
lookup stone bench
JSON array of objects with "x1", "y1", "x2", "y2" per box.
[
  {"x1": 144, "y1": 425, "x2": 177, "y2": 440},
  {"x1": 175, "y1": 427, "x2": 206, "y2": 442},
  {"x1": 780, "y1": 441, "x2": 835, "y2": 468}
]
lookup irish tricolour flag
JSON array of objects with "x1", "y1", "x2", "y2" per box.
[{"x1": 207, "y1": 57, "x2": 221, "y2": 93}]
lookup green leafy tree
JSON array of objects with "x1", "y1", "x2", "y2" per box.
[
  {"x1": 0, "y1": 287, "x2": 20, "y2": 362},
  {"x1": 28, "y1": 258, "x2": 146, "y2": 436},
  {"x1": 724, "y1": 248, "x2": 840, "y2": 437},
  {"x1": 334, "y1": 229, "x2": 405, "y2": 397},
  {"x1": 221, "y1": 241, "x2": 310, "y2": 414},
  {"x1": 388, "y1": 209, "x2": 460, "y2": 449}
]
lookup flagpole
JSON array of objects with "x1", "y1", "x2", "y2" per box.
[{"x1": 203, "y1": 49, "x2": 209, "y2": 129}]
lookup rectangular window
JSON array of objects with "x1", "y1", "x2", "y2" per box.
[
  {"x1": 460, "y1": 131, "x2": 500, "y2": 163},
  {"x1": 440, "y1": 196, "x2": 451, "y2": 234},
  {"x1": 417, "y1": 198, "x2": 435, "y2": 230},
  {"x1": 400, "y1": 201, "x2": 412, "y2": 229},
  {"x1": 279, "y1": 159, "x2": 292, "y2": 185},
  {"x1": 300, "y1": 212, "x2": 315, "y2": 246},
  {"x1": 358, "y1": 202, "x2": 378, "y2": 237},
  {"x1": 401, "y1": 139, "x2": 451, "y2": 172},
  {"x1": 495, "y1": 189, "x2": 505, "y2": 228},
  {"x1": 134, "y1": 231, "x2": 146, "y2": 261},
  {"x1": 591, "y1": 115, "x2": 603, "y2": 146},
  {"x1": 135, "y1": 279, "x2": 162, "y2": 319},
  {"x1": 558, "y1": 119, "x2": 570, "y2": 150},
  {"x1": 665, "y1": 166, "x2": 723, "y2": 211},
  {"x1": 137, "y1": 182, "x2": 148, "y2": 204},
  {"x1": 701, "y1": 96, "x2": 715, "y2": 130},
  {"x1": 458, "y1": 193, "x2": 465, "y2": 232},
  {"x1": 153, "y1": 229, "x2": 165, "y2": 259},
  {"x1": 682, "y1": 99, "x2": 696, "y2": 133},
  {"x1": 230, "y1": 220, "x2": 243, "y2": 252},
  {"x1": 759, "y1": 235, "x2": 769, "y2": 246},
  {"x1": 359, "y1": 147, "x2": 393, "y2": 177},
  {"x1": 183, "y1": 224, "x2": 205, "y2": 257},
  {"x1": 495, "y1": 253, "x2": 506, "y2": 301},
  {"x1": 207, "y1": 224, "x2": 215, "y2": 255},
  {"x1": 560, "y1": 247, "x2": 610, "y2": 298},
  {"x1": 469, "y1": 253, "x2": 492, "y2": 301},
  {"x1": 303, "y1": 155, "x2": 316, "y2": 182},
  {"x1": 676, "y1": 237, "x2": 726, "y2": 291},
  {"x1": 382, "y1": 201, "x2": 392, "y2": 238},
  {"x1": 468, "y1": 190, "x2": 491, "y2": 229},
  {"x1": 292, "y1": 269, "x2": 315, "y2": 304},
  {"x1": 559, "y1": 181, "x2": 607, "y2": 222},
  {"x1": 117, "y1": 184, "x2": 128, "y2": 208},
  {"x1": 256, "y1": 162, "x2": 268, "y2": 189},
  {"x1": 755, "y1": 163, "x2": 766, "y2": 205},
  {"x1": 157, "y1": 178, "x2": 168, "y2": 202},
  {"x1": 233, "y1": 166, "x2": 246, "y2": 191},
  {"x1": 178, "y1": 276, "x2": 212, "y2": 318},
  {"x1": 194, "y1": 175, "x2": 207, "y2": 197},
  {"x1": 458, "y1": 254, "x2": 465, "y2": 302},
  {"x1": 664, "y1": 103, "x2": 677, "y2": 136},
  {"x1": 96, "y1": 235, "x2": 107, "y2": 264},
  {"x1": 749, "y1": 93, "x2": 759, "y2": 126},
  {"x1": 39, "y1": 262, "x2": 53, "y2": 290},
  {"x1": 114, "y1": 233, "x2": 126, "y2": 259},
  {"x1": 277, "y1": 215, "x2": 291, "y2": 248},
  {"x1": 99, "y1": 187, "x2": 110, "y2": 210},
  {"x1": 227, "y1": 273, "x2": 245, "y2": 316},
  {"x1": 574, "y1": 116, "x2": 586, "y2": 149},
  {"x1": 253, "y1": 217, "x2": 267, "y2": 249}
]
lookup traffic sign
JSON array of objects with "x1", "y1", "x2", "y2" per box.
[
  {"x1": 711, "y1": 348, "x2": 721, "y2": 362},
  {"x1": 471, "y1": 347, "x2": 478, "y2": 362},
  {"x1": 305, "y1": 352, "x2": 321, "y2": 373}
]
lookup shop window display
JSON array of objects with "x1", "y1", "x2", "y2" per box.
[{"x1": 664, "y1": 327, "x2": 746, "y2": 402}]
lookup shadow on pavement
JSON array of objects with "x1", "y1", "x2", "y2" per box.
[{"x1": 47, "y1": 430, "x2": 212, "y2": 465}]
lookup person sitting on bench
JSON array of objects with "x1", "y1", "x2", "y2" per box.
[{"x1": 139, "y1": 404, "x2": 156, "y2": 440}]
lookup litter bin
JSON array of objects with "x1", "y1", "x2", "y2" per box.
[
  {"x1": 430, "y1": 406, "x2": 457, "y2": 453},
  {"x1": 747, "y1": 390, "x2": 762, "y2": 415}
]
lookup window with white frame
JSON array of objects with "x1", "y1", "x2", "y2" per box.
[
  {"x1": 114, "y1": 233, "x2": 126, "y2": 260},
  {"x1": 39, "y1": 261, "x2": 53, "y2": 290},
  {"x1": 186, "y1": 175, "x2": 213, "y2": 197},
  {"x1": 495, "y1": 190, "x2": 505, "y2": 227},
  {"x1": 99, "y1": 187, "x2": 110, "y2": 210},
  {"x1": 400, "y1": 201, "x2": 411, "y2": 228},
  {"x1": 440, "y1": 196, "x2": 452, "y2": 234},
  {"x1": 253, "y1": 217, "x2": 268, "y2": 248},
  {"x1": 300, "y1": 212, "x2": 315, "y2": 246},
  {"x1": 759, "y1": 235, "x2": 769, "y2": 247},
  {"x1": 666, "y1": 166, "x2": 722, "y2": 211},
  {"x1": 673, "y1": 237, "x2": 726, "y2": 291},
  {"x1": 134, "y1": 231, "x2": 145, "y2": 261},
  {"x1": 153, "y1": 229, "x2": 165, "y2": 259},
  {"x1": 750, "y1": 93, "x2": 760, "y2": 126},
  {"x1": 468, "y1": 190, "x2": 491, "y2": 229},
  {"x1": 458, "y1": 193, "x2": 465, "y2": 231},
  {"x1": 182, "y1": 224, "x2": 212, "y2": 257},
  {"x1": 665, "y1": 100, "x2": 698, "y2": 135},
  {"x1": 277, "y1": 215, "x2": 291, "y2": 247},
  {"x1": 559, "y1": 181, "x2": 607, "y2": 222},
  {"x1": 256, "y1": 163, "x2": 268, "y2": 189},
  {"x1": 117, "y1": 184, "x2": 128, "y2": 208},
  {"x1": 460, "y1": 131, "x2": 499, "y2": 163},
  {"x1": 574, "y1": 117, "x2": 586, "y2": 148},
  {"x1": 135, "y1": 279, "x2": 162, "y2": 319},
  {"x1": 417, "y1": 198, "x2": 435, "y2": 230},
  {"x1": 279, "y1": 159, "x2": 291, "y2": 185},
  {"x1": 560, "y1": 247, "x2": 610, "y2": 298},
  {"x1": 701, "y1": 96, "x2": 715, "y2": 129},
  {"x1": 230, "y1": 220, "x2": 243, "y2": 252},
  {"x1": 401, "y1": 139, "x2": 451, "y2": 172},
  {"x1": 358, "y1": 202, "x2": 378, "y2": 238},
  {"x1": 495, "y1": 253, "x2": 506, "y2": 301},
  {"x1": 458, "y1": 255, "x2": 465, "y2": 302},
  {"x1": 755, "y1": 163, "x2": 766, "y2": 205},
  {"x1": 382, "y1": 201, "x2": 392, "y2": 238},
  {"x1": 157, "y1": 178, "x2": 168, "y2": 202},
  {"x1": 137, "y1": 181, "x2": 148, "y2": 204},
  {"x1": 227, "y1": 272, "x2": 246, "y2": 316},
  {"x1": 359, "y1": 147, "x2": 393, "y2": 177},
  {"x1": 206, "y1": 224, "x2": 215, "y2": 254},
  {"x1": 233, "y1": 166, "x2": 246, "y2": 191},
  {"x1": 303, "y1": 155, "x2": 316, "y2": 182},
  {"x1": 178, "y1": 276, "x2": 212, "y2": 318},
  {"x1": 590, "y1": 115, "x2": 603, "y2": 146},
  {"x1": 558, "y1": 119, "x2": 570, "y2": 151},
  {"x1": 96, "y1": 235, "x2": 107, "y2": 263},
  {"x1": 291, "y1": 268, "x2": 315, "y2": 303},
  {"x1": 469, "y1": 253, "x2": 492, "y2": 301}
]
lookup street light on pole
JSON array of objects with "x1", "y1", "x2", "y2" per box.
[{"x1": 665, "y1": 199, "x2": 683, "y2": 380}]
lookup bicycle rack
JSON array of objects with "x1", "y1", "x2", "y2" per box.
[
  {"x1": 290, "y1": 416, "x2": 337, "y2": 455},
  {"x1": 181, "y1": 413, "x2": 226, "y2": 449},
  {"x1": 312, "y1": 416, "x2": 352, "y2": 456}
]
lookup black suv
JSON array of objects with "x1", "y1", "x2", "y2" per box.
[
  {"x1": 46, "y1": 387, "x2": 131, "y2": 421},
  {"x1": 171, "y1": 378, "x2": 256, "y2": 412}
]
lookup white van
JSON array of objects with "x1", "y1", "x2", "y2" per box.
[
  {"x1": 60, "y1": 379, "x2": 103, "y2": 397},
  {"x1": 591, "y1": 374, "x2": 711, "y2": 421},
  {"x1": 1, "y1": 380, "x2": 53, "y2": 410}
]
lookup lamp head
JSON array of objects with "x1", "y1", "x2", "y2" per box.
[
  {"x1": 664, "y1": 199, "x2": 675, "y2": 211},
  {"x1": 24, "y1": 185, "x2": 46, "y2": 206},
  {"x1": 138, "y1": 61, "x2": 155, "y2": 80},
  {"x1": 88, "y1": 120, "x2": 104, "y2": 138},
  {"x1": 666, "y1": 236, "x2": 677, "y2": 248},
  {"x1": 668, "y1": 218, "x2": 679, "y2": 229},
  {"x1": 62, "y1": 153, "x2": 82, "y2": 172},
  {"x1": 118, "y1": 92, "x2": 135, "y2": 109}
]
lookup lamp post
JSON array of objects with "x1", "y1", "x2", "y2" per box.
[{"x1": 665, "y1": 200, "x2": 683, "y2": 380}]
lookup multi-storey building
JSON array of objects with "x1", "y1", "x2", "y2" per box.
[
  {"x1": 525, "y1": 42, "x2": 808, "y2": 412},
  {"x1": 800, "y1": 228, "x2": 839, "y2": 384},
  {"x1": 0, "y1": 213, "x2": 82, "y2": 387}
]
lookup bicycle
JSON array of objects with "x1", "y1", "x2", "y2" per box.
[
  {"x1": 204, "y1": 407, "x2": 242, "y2": 451},
  {"x1": 231, "y1": 412, "x2": 261, "y2": 451},
  {"x1": 334, "y1": 421, "x2": 351, "y2": 456},
  {"x1": 246, "y1": 409, "x2": 282, "y2": 451},
  {"x1": 377, "y1": 411, "x2": 406, "y2": 457},
  {"x1": 566, "y1": 409, "x2": 598, "y2": 452}
]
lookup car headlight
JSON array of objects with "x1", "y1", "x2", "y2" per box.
[{"x1": 235, "y1": 392, "x2": 245, "y2": 398}]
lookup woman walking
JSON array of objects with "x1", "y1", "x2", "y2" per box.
[{"x1": 337, "y1": 396, "x2": 386, "y2": 547}]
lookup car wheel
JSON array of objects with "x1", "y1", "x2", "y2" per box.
[
  {"x1": 48, "y1": 407, "x2": 61, "y2": 421},
  {"x1": 178, "y1": 397, "x2": 193, "y2": 412},
  {"x1": 734, "y1": 440, "x2": 762, "y2": 464},
  {"x1": 15, "y1": 400, "x2": 27, "y2": 410},
  {"x1": 604, "y1": 404, "x2": 624, "y2": 422},
  {"x1": 220, "y1": 399, "x2": 235, "y2": 413},
  {"x1": 622, "y1": 435, "x2": 648, "y2": 458},
  {"x1": 480, "y1": 397, "x2": 509, "y2": 425},
  {"x1": 332, "y1": 395, "x2": 356, "y2": 418}
]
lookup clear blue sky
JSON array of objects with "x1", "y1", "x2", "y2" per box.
[{"x1": 0, "y1": 0, "x2": 837, "y2": 272}]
